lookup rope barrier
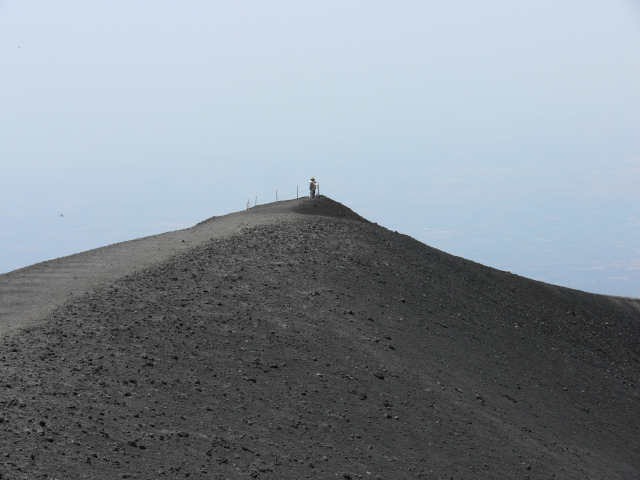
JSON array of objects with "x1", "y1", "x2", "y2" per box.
[{"x1": 246, "y1": 184, "x2": 319, "y2": 209}]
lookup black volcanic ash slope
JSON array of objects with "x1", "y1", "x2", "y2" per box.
[{"x1": 1, "y1": 197, "x2": 639, "y2": 479}]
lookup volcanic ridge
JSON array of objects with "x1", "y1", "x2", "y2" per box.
[{"x1": 0, "y1": 196, "x2": 639, "y2": 479}]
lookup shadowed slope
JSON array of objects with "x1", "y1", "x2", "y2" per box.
[
  {"x1": 291, "y1": 195, "x2": 370, "y2": 222},
  {"x1": 0, "y1": 198, "x2": 639, "y2": 479}
]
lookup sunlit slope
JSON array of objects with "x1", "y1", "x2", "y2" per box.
[{"x1": 1, "y1": 197, "x2": 638, "y2": 479}]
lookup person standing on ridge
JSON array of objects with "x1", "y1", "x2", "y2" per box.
[{"x1": 309, "y1": 177, "x2": 318, "y2": 198}]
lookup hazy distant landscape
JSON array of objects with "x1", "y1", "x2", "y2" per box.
[{"x1": 1, "y1": 176, "x2": 638, "y2": 298}]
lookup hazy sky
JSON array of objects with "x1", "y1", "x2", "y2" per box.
[{"x1": 1, "y1": 1, "x2": 639, "y2": 297}]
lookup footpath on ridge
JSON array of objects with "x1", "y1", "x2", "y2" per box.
[{"x1": 0, "y1": 197, "x2": 350, "y2": 337}]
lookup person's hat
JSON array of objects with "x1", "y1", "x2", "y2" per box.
[{"x1": 311, "y1": 177, "x2": 315, "y2": 180}]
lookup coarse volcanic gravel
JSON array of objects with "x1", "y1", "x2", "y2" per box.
[{"x1": 0, "y1": 196, "x2": 639, "y2": 479}]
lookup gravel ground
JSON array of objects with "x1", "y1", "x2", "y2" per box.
[{"x1": 0, "y1": 196, "x2": 638, "y2": 479}]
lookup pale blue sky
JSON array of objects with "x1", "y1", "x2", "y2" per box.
[{"x1": 1, "y1": 1, "x2": 639, "y2": 296}]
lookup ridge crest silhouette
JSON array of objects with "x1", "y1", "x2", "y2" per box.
[{"x1": 0, "y1": 196, "x2": 638, "y2": 478}]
